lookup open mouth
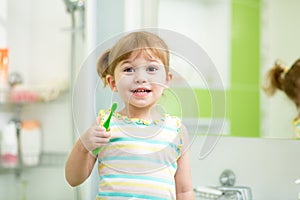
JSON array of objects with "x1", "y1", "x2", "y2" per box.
[{"x1": 130, "y1": 88, "x2": 152, "y2": 93}]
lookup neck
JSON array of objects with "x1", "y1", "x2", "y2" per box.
[{"x1": 120, "y1": 105, "x2": 160, "y2": 121}]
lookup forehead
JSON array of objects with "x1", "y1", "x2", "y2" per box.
[{"x1": 120, "y1": 49, "x2": 163, "y2": 64}]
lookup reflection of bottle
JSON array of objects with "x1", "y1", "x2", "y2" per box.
[
  {"x1": 0, "y1": 48, "x2": 9, "y2": 103},
  {"x1": 0, "y1": 121, "x2": 18, "y2": 168},
  {"x1": 20, "y1": 120, "x2": 42, "y2": 166}
]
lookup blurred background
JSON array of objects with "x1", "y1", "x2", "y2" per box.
[{"x1": 0, "y1": 0, "x2": 300, "y2": 199}]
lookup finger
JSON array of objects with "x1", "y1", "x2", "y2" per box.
[
  {"x1": 103, "y1": 131, "x2": 111, "y2": 138},
  {"x1": 94, "y1": 126, "x2": 106, "y2": 132},
  {"x1": 95, "y1": 138, "x2": 110, "y2": 146},
  {"x1": 97, "y1": 130, "x2": 111, "y2": 138},
  {"x1": 93, "y1": 127, "x2": 111, "y2": 138}
]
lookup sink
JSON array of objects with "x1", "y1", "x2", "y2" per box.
[
  {"x1": 194, "y1": 185, "x2": 252, "y2": 200},
  {"x1": 217, "y1": 186, "x2": 252, "y2": 200},
  {"x1": 194, "y1": 169, "x2": 252, "y2": 200}
]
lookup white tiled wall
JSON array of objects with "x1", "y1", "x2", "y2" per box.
[
  {"x1": 0, "y1": 0, "x2": 7, "y2": 47},
  {"x1": 4, "y1": 0, "x2": 73, "y2": 152},
  {"x1": 0, "y1": 0, "x2": 74, "y2": 199},
  {"x1": 190, "y1": 136, "x2": 300, "y2": 200}
]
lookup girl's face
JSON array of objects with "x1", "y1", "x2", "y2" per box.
[{"x1": 106, "y1": 52, "x2": 172, "y2": 110}]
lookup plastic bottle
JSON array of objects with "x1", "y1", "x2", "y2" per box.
[
  {"x1": 0, "y1": 48, "x2": 9, "y2": 103},
  {"x1": 20, "y1": 120, "x2": 42, "y2": 166},
  {"x1": 0, "y1": 121, "x2": 19, "y2": 168}
]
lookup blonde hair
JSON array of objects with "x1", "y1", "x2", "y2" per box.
[
  {"x1": 262, "y1": 59, "x2": 300, "y2": 106},
  {"x1": 97, "y1": 31, "x2": 170, "y2": 86}
]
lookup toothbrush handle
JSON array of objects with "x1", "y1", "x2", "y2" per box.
[{"x1": 92, "y1": 146, "x2": 102, "y2": 155}]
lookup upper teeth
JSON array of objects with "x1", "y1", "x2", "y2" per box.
[{"x1": 133, "y1": 89, "x2": 150, "y2": 92}]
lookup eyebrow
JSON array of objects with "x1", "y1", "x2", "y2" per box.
[
  {"x1": 118, "y1": 59, "x2": 132, "y2": 67},
  {"x1": 119, "y1": 59, "x2": 162, "y2": 67}
]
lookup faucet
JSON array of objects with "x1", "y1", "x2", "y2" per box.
[
  {"x1": 217, "y1": 170, "x2": 252, "y2": 200},
  {"x1": 217, "y1": 186, "x2": 252, "y2": 200},
  {"x1": 194, "y1": 186, "x2": 224, "y2": 199},
  {"x1": 194, "y1": 170, "x2": 252, "y2": 200}
]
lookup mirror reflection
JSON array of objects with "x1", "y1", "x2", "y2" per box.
[
  {"x1": 121, "y1": 0, "x2": 300, "y2": 139},
  {"x1": 1, "y1": 0, "x2": 300, "y2": 141},
  {"x1": 153, "y1": 0, "x2": 300, "y2": 139}
]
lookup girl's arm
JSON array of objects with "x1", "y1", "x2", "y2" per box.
[
  {"x1": 65, "y1": 139, "x2": 97, "y2": 186},
  {"x1": 65, "y1": 119, "x2": 110, "y2": 187},
  {"x1": 175, "y1": 125, "x2": 194, "y2": 200}
]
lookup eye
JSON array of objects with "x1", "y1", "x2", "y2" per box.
[
  {"x1": 146, "y1": 65, "x2": 159, "y2": 72},
  {"x1": 123, "y1": 67, "x2": 135, "y2": 73}
]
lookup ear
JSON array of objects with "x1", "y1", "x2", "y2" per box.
[
  {"x1": 165, "y1": 72, "x2": 173, "y2": 88},
  {"x1": 106, "y1": 75, "x2": 118, "y2": 92}
]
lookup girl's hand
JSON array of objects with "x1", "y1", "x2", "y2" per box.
[{"x1": 80, "y1": 117, "x2": 111, "y2": 152}]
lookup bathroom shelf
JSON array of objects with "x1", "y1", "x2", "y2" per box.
[
  {"x1": 0, "y1": 152, "x2": 68, "y2": 174},
  {"x1": 0, "y1": 88, "x2": 70, "y2": 177},
  {"x1": 0, "y1": 89, "x2": 69, "y2": 107}
]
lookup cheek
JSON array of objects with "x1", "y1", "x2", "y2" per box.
[
  {"x1": 151, "y1": 83, "x2": 167, "y2": 94},
  {"x1": 151, "y1": 74, "x2": 168, "y2": 86},
  {"x1": 115, "y1": 75, "x2": 128, "y2": 87}
]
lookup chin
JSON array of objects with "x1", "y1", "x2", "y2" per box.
[{"x1": 129, "y1": 100, "x2": 156, "y2": 109}]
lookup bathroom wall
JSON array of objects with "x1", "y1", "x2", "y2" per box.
[
  {"x1": 0, "y1": 0, "x2": 75, "y2": 199},
  {"x1": 190, "y1": 135, "x2": 300, "y2": 200},
  {"x1": 0, "y1": 0, "x2": 7, "y2": 46},
  {"x1": 5, "y1": 0, "x2": 73, "y2": 152}
]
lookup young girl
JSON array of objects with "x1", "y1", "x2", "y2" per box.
[
  {"x1": 65, "y1": 31, "x2": 194, "y2": 199},
  {"x1": 263, "y1": 58, "x2": 300, "y2": 137}
]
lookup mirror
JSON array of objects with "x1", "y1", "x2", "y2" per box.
[
  {"x1": 122, "y1": 0, "x2": 300, "y2": 139},
  {"x1": 2, "y1": 0, "x2": 298, "y2": 141}
]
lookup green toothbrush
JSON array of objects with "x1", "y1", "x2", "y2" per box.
[{"x1": 92, "y1": 102, "x2": 118, "y2": 155}]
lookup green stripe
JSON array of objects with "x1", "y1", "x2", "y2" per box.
[
  {"x1": 99, "y1": 174, "x2": 174, "y2": 185},
  {"x1": 98, "y1": 191, "x2": 168, "y2": 200}
]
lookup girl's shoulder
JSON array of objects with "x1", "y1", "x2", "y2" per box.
[
  {"x1": 163, "y1": 114, "x2": 182, "y2": 130},
  {"x1": 164, "y1": 113, "x2": 181, "y2": 121}
]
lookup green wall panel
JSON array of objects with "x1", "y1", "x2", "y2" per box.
[
  {"x1": 160, "y1": 88, "x2": 226, "y2": 119},
  {"x1": 230, "y1": 0, "x2": 260, "y2": 137}
]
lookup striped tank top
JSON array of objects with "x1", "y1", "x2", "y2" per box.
[{"x1": 96, "y1": 110, "x2": 183, "y2": 200}]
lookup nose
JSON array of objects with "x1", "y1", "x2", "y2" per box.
[{"x1": 134, "y1": 70, "x2": 147, "y2": 84}]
